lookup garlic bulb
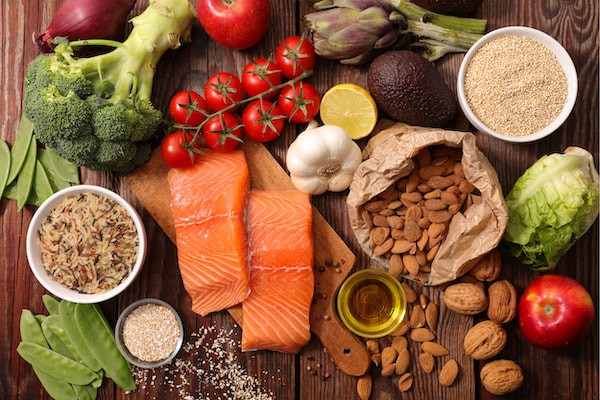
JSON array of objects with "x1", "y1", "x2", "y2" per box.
[{"x1": 286, "y1": 121, "x2": 362, "y2": 195}]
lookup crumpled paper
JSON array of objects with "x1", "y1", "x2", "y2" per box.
[{"x1": 347, "y1": 122, "x2": 508, "y2": 286}]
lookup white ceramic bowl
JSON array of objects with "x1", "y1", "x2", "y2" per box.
[
  {"x1": 26, "y1": 185, "x2": 147, "y2": 303},
  {"x1": 115, "y1": 298, "x2": 184, "y2": 368},
  {"x1": 457, "y1": 26, "x2": 578, "y2": 143}
]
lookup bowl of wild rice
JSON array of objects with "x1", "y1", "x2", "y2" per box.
[
  {"x1": 457, "y1": 26, "x2": 578, "y2": 143},
  {"x1": 26, "y1": 184, "x2": 147, "y2": 303}
]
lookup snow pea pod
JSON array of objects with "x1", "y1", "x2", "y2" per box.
[
  {"x1": 59, "y1": 300, "x2": 102, "y2": 371},
  {"x1": 17, "y1": 342, "x2": 100, "y2": 385},
  {"x1": 0, "y1": 139, "x2": 10, "y2": 196},
  {"x1": 43, "y1": 314, "x2": 84, "y2": 364},
  {"x1": 41, "y1": 317, "x2": 76, "y2": 360},
  {"x1": 42, "y1": 294, "x2": 60, "y2": 315},
  {"x1": 74, "y1": 303, "x2": 136, "y2": 391},
  {"x1": 38, "y1": 148, "x2": 71, "y2": 192},
  {"x1": 15, "y1": 137, "x2": 37, "y2": 211},
  {"x1": 19, "y1": 310, "x2": 78, "y2": 400},
  {"x1": 73, "y1": 383, "x2": 98, "y2": 400},
  {"x1": 28, "y1": 159, "x2": 55, "y2": 206},
  {"x1": 6, "y1": 115, "x2": 34, "y2": 186},
  {"x1": 45, "y1": 145, "x2": 80, "y2": 184}
]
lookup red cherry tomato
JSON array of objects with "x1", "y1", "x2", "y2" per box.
[
  {"x1": 241, "y1": 58, "x2": 282, "y2": 99},
  {"x1": 241, "y1": 99, "x2": 286, "y2": 142},
  {"x1": 160, "y1": 131, "x2": 202, "y2": 169},
  {"x1": 204, "y1": 72, "x2": 245, "y2": 112},
  {"x1": 277, "y1": 81, "x2": 320, "y2": 124},
  {"x1": 168, "y1": 90, "x2": 209, "y2": 127},
  {"x1": 275, "y1": 36, "x2": 316, "y2": 79},
  {"x1": 202, "y1": 113, "x2": 244, "y2": 152}
]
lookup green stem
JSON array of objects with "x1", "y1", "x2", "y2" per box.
[
  {"x1": 389, "y1": 0, "x2": 487, "y2": 34},
  {"x1": 403, "y1": 19, "x2": 483, "y2": 50}
]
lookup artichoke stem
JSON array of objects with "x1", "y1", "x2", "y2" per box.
[{"x1": 404, "y1": 19, "x2": 483, "y2": 51}]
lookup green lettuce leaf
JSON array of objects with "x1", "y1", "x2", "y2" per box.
[{"x1": 503, "y1": 146, "x2": 599, "y2": 270}]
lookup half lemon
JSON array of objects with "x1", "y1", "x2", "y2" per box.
[{"x1": 320, "y1": 83, "x2": 378, "y2": 140}]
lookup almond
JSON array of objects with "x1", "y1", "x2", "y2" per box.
[
  {"x1": 403, "y1": 218, "x2": 422, "y2": 242},
  {"x1": 391, "y1": 335, "x2": 408, "y2": 353},
  {"x1": 418, "y1": 352, "x2": 435, "y2": 373},
  {"x1": 442, "y1": 283, "x2": 488, "y2": 315},
  {"x1": 409, "y1": 304, "x2": 426, "y2": 328},
  {"x1": 395, "y1": 348, "x2": 411, "y2": 375},
  {"x1": 390, "y1": 318, "x2": 410, "y2": 336},
  {"x1": 397, "y1": 372, "x2": 414, "y2": 392},
  {"x1": 463, "y1": 320, "x2": 507, "y2": 360},
  {"x1": 419, "y1": 165, "x2": 446, "y2": 180},
  {"x1": 421, "y1": 341, "x2": 449, "y2": 357},
  {"x1": 487, "y1": 280, "x2": 518, "y2": 324},
  {"x1": 370, "y1": 226, "x2": 390, "y2": 246},
  {"x1": 439, "y1": 359, "x2": 460, "y2": 387},
  {"x1": 373, "y1": 237, "x2": 394, "y2": 256},
  {"x1": 388, "y1": 254, "x2": 405, "y2": 279},
  {"x1": 480, "y1": 359, "x2": 524, "y2": 395},
  {"x1": 357, "y1": 374, "x2": 372, "y2": 400},
  {"x1": 425, "y1": 302, "x2": 439, "y2": 331},
  {"x1": 381, "y1": 346, "x2": 398, "y2": 367},
  {"x1": 401, "y1": 282, "x2": 418, "y2": 303},
  {"x1": 410, "y1": 327, "x2": 435, "y2": 342},
  {"x1": 365, "y1": 339, "x2": 379, "y2": 355},
  {"x1": 381, "y1": 364, "x2": 396, "y2": 377}
]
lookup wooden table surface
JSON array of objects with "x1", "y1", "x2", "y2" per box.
[{"x1": 1, "y1": 0, "x2": 598, "y2": 399}]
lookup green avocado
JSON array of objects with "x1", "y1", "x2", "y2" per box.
[{"x1": 367, "y1": 50, "x2": 458, "y2": 128}]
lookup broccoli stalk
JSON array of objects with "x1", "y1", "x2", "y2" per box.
[{"x1": 23, "y1": 0, "x2": 196, "y2": 173}]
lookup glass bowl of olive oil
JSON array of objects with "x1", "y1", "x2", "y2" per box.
[{"x1": 336, "y1": 269, "x2": 407, "y2": 338}]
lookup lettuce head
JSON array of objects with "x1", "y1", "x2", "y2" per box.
[{"x1": 503, "y1": 146, "x2": 599, "y2": 270}]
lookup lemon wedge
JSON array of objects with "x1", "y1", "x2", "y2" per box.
[{"x1": 320, "y1": 83, "x2": 378, "y2": 140}]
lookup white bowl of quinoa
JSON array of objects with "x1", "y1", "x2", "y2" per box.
[
  {"x1": 457, "y1": 26, "x2": 578, "y2": 143},
  {"x1": 26, "y1": 184, "x2": 147, "y2": 303},
  {"x1": 115, "y1": 298, "x2": 184, "y2": 368}
]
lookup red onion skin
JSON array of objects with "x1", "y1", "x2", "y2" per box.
[{"x1": 35, "y1": 0, "x2": 135, "y2": 53}]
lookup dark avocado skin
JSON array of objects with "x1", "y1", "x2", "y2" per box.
[
  {"x1": 367, "y1": 50, "x2": 458, "y2": 128},
  {"x1": 411, "y1": 0, "x2": 483, "y2": 14}
]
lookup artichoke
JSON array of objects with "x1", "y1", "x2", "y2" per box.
[{"x1": 305, "y1": 0, "x2": 487, "y2": 64}]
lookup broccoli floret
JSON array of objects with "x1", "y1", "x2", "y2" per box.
[{"x1": 21, "y1": 0, "x2": 196, "y2": 173}]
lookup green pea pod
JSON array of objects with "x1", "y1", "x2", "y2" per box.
[
  {"x1": 15, "y1": 136, "x2": 37, "y2": 211},
  {"x1": 73, "y1": 383, "x2": 98, "y2": 400},
  {"x1": 28, "y1": 159, "x2": 55, "y2": 206},
  {"x1": 41, "y1": 317, "x2": 76, "y2": 360},
  {"x1": 59, "y1": 300, "x2": 102, "y2": 372},
  {"x1": 42, "y1": 294, "x2": 61, "y2": 315},
  {"x1": 33, "y1": 369, "x2": 79, "y2": 400},
  {"x1": 44, "y1": 314, "x2": 84, "y2": 364},
  {"x1": 74, "y1": 303, "x2": 136, "y2": 391},
  {"x1": 7, "y1": 115, "x2": 34, "y2": 186},
  {"x1": 2, "y1": 180, "x2": 17, "y2": 200},
  {"x1": 38, "y1": 148, "x2": 71, "y2": 192},
  {"x1": 45, "y1": 145, "x2": 80, "y2": 184},
  {"x1": 20, "y1": 309, "x2": 48, "y2": 347},
  {"x1": 0, "y1": 139, "x2": 10, "y2": 196},
  {"x1": 17, "y1": 342, "x2": 100, "y2": 385}
]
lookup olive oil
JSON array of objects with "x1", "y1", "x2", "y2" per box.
[{"x1": 337, "y1": 269, "x2": 407, "y2": 338}]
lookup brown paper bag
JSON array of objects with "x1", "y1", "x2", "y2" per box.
[{"x1": 347, "y1": 122, "x2": 508, "y2": 286}]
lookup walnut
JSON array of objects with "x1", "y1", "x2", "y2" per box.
[
  {"x1": 469, "y1": 249, "x2": 502, "y2": 281},
  {"x1": 442, "y1": 283, "x2": 488, "y2": 315},
  {"x1": 487, "y1": 280, "x2": 518, "y2": 324},
  {"x1": 463, "y1": 320, "x2": 507, "y2": 360},
  {"x1": 480, "y1": 359, "x2": 524, "y2": 395}
]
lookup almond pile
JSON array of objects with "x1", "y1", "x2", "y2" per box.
[
  {"x1": 361, "y1": 145, "x2": 479, "y2": 282},
  {"x1": 356, "y1": 248, "x2": 524, "y2": 399}
]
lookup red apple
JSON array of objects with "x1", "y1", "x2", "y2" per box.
[
  {"x1": 519, "y1": 274, "x2": 595, "y2": 349},
  {"x1": 197, "y1": 0, "x2": 270, "y2": 50}
]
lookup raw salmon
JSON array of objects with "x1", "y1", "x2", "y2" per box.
[
  {"x1": 168, "y1": 150, "x2": 250, "y2": 316},
  {"x1": 242, "y1": 190, "x2": 314, "y2": 353}
]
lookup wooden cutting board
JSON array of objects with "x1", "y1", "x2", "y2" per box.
[{"x1": 124, "y1": 140, "x2": 370, "y2": 377}]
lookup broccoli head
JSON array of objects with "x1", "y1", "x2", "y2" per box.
[{"x1": 21, "y1": 0, "x2": 196, "y2": 173}]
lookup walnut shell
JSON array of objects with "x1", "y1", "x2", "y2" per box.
[
  {"x1": 463, "y1": 320, "x2": 507, "y2": 360},
  {"x1": 480, "y1": 359, "x2": 524, "y2": 395},
  {"x1": 469, "y1": 249, "x2": 502, "y2": 281},
  {"x1": 487, "y1": 280, "x2": 518, "y2": 324},
  {"x1": 442, "y1": 283, "x2": 488, "y2": 315}
]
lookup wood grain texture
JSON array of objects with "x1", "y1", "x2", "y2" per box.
[{"x1": 1, "y1": 0, "x2": 597, "y2": 399}]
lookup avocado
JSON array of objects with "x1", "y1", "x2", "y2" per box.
[
  {"x1": 367, "y1": 50, "x2": 458, "y2": 128},
  {"x1": 410, "y1": 0, "x2": 483, "y2": 15}
]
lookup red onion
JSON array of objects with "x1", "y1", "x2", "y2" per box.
[{"x1": 34, "y1": 0, "x2": 136, "y2": 53}]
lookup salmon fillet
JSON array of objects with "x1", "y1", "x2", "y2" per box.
[
  {"x1": 242, "y1": 190, "x2": 314, "y2": 353},
  {"x1": 168, "y1": 150, "x2": 250, "y2": 316}
]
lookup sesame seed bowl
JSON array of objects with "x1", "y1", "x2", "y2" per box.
[
  {"x1": 115, "y1": 298, "x2": 184, "y2": 369},
  {"x1": 457, "y1": 26, "x2": 578, "y2": 143},
  {"x1": 26, "y1": 184, "x2": 147, "y2": 304}
]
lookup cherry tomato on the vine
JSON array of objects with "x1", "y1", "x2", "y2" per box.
[
  {"x1": 203, "y1": 113, "x2": 244, "y2": 152},
  {"x1": 168, "y1": 90, "x2": 209, "y2": 127},
  {"x1": 241, "y1": 99, "x2": 286, "y2": 143},
  {"x1": 275, "y1": 36, "x2": 316, "y2": 79},
  {"x1": 161, "y1": 131, "x2": 203, "y2": 169},
  {"x1": 241, "y1": 58, "x2": 282, "y2": 99},
  {"x1": 204, "y1": 72, "x2": 245, "y2": 112},
  {"x1": 277, "y1": 81, "x2": 320, "y2": 124}
]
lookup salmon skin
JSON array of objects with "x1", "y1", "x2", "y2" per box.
[
  {"x1": 168, "y1": 150, "x2": 250, "y2": 316},
  {"x1": 242, "y1": 190, "x2": 314, "y2": 353}
]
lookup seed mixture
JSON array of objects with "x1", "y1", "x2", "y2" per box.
[
  {"x1": 122, "y1": 303, "x2": 181, "y2": 362},
  {"x1": 132, "y1": 325, "x2": 275, "y2": 400},
  {"x1": 37, "y1": 192, "x2": 138, "y2": 294},
  {"x1": 464, "y1": 35, "x2": 568, "y2": 136}
]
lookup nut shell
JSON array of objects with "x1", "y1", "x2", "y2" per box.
[
  {"x1": 487, "y1": 280, "x2": 518, "y2": 324},
  {"x1": 442, "y1": 283, "x2": 488, "y2": 315},
  {"x1": 463, "y1": 320, "x2": 507, "y2": 360},
  {"x1": 480, "y1": 359, "x2": 524, "y2": 395}
]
